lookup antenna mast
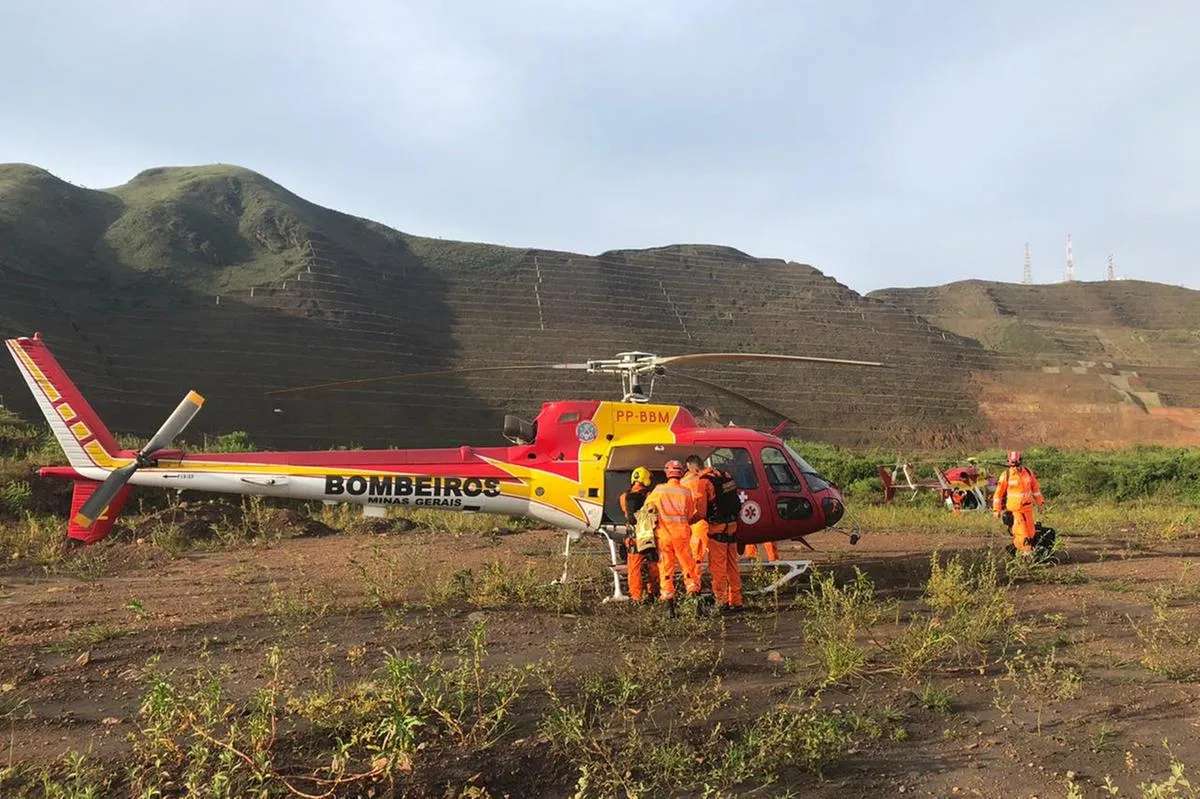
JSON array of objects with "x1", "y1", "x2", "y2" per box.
[
  {"x1": 1022, "y1": 243, "x2": 1032, "y2": 284},
  {"x1": 1106, "y1": 253, "x2": 1115, "y2": 281},
  {"x1": 1064, "y1": 233, "x2": 1075, "y2": 282}
]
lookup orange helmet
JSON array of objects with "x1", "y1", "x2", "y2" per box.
[
  {"x1": 1007, "y1": 450, "x2": 1022, "y2": 466},
  {"x1": 664, "y1": 459, "x2": 684, "y2": 478}
]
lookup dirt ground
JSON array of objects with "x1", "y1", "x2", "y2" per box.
[{"x1": 3, "y1": 522, "x2": 1200, "y2": 798}]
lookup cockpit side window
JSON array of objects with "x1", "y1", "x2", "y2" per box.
[
  {"x1": 708, "y1": 447, "x2": 758, "y2": 490},
  {"x1": 784, "y1": 443, "x2": 832, "y2": 491},
  {"x1": 761, "y1": 447, "x2": 805, "y2": 491}
]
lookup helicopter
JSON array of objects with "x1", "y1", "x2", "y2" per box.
[
  {"x1": 878, "y1": 457, "x2": 998, "y2": 512},
  {"x1": 6, "y1": 333, "x2": 886, "y2": 600}
]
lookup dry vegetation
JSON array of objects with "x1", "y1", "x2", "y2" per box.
[{"x1": 2, "y1": 411, "x2": 1200, "y2": 797}]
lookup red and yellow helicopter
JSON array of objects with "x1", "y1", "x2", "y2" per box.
[
  {"x1": 6, "y1": 333, "x2": 885, "y2": 599},
  {"x1": 878, "y1": 457, "x2": 997, "y2": 512}
]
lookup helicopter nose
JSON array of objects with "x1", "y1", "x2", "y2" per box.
[{"x1": 818, "y1": 486, "x2": 845, "y2": 526}]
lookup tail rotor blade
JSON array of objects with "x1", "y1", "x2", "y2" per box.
[
  {"x1": 76, "y1": 390, "x2": 204, "y2": 528},
  {"x1": 142, "y1": 390, "x2": 205, "y2": 454},
  {"x1": 74, "y1": 463, "x2": 138, "y2": 527}
]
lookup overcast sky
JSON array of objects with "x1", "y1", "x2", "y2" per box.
[{"x1": 2, "y1": 0, "x2": 1197, "y2": 293}]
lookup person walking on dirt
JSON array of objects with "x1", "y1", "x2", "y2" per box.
[
  {"x1": 620, "y1": 466, "x2": 659, "y2": 603},
  {"x1": 646, "y1": 459, "x2": 702, "y2": 601},
  {"x1": 992, "y1": 450, "x2": 1045, "y2": 557},
  {"x1": 681, "y1": 455, "x2": 716, "y2": 579}
]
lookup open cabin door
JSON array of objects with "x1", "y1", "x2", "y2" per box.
[{"x1": 602, "y1": 443, "x2": 720, "y2": 527}]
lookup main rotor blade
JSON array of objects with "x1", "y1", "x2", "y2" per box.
[
  {"x1": 664, "y1": 372, "x2": 801, "y2": 427},
  {"x1": 654, "y1": 352, "x2": 888, "y2": 369},
  {"x1": 74, "y1": 462, "x2": 138, "y2": 527},
  {"x1": 265, "y1": 362, "x2": 591, "y2": 397},
  {"x1": 142, "y1": 390, "x2": 205, "y2": 454}
]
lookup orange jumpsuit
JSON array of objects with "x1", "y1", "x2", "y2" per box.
[
  {"x1": 708, "y1": 518, "x2": 742, "y2": 608},
  {"x1": 645, "y1": 478, "x2": 701, "y2": 599},
  {"x1": 992, "y1": 466, "x2": 1044, "y2": 553},
  {"x1": 681, "y1": 468, "x2": 717, "y2": 579},
  {"x1": 620, "y1": 484, "x2": 658, "y2": 602},
  {"x1": 744, "y1": 542, "x2": 778, "y2": 561}
]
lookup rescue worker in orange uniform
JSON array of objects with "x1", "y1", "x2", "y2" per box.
[
  {"x1": 992, "y1": 450, "x2": 1045, "y2": 557},
  {"x1": 645, "y1": 459, "x2": 702, "y2": 600},
  {"x1": 620, "y1": 467, "x2": 658, "y2": 603},
  {"x1": 681, "y1": 455, "x2": 716, "y2": 580},
  {"x1": 697, "y1": 465, "x2": 744, "y2": 610}
]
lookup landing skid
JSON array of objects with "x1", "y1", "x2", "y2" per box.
[
  {"x1": 740, "y1": 559, "x2": 813, "y2": 596},
  {"x1": 552, "y1": 530, "x2": 813, "y2": 603}
]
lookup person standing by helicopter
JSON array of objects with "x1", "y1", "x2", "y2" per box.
[
  {"x1": 698, "y1": 463, "x2": 745, "y2": 611},
  {"x1": 992, "y1": 450, "x2": 1045, "y2": 557},
  {"x1": 681, "y1": 455, "x2": 716, "y2": 582},
  {"x1": 646, "y1": 459, "x2": 702, "y2": 601},
  {"x1": 620, "y1": 466, "x2": 659, "y2": 603}
]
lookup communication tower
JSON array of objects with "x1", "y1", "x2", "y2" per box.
[
  {"x1": 1064, "y1": 233, "x2": 1075, "y2": 282},
  {"x1": 1022, "y1": 243, "x2": 1032, "y2": 284},
  {"x1": 1106, "y1": 253, "x2": 1115, "y2": 281}
]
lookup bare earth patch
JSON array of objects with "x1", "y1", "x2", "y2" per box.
[{"x1": 2, "y1": 524, "x2": 1199, "y2": 797}]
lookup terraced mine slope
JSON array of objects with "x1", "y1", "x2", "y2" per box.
[
  {"x1": 870, "y1": 280, "x2": 1200, "y2": 447},
  {"x1": 3, "y1": 162, "x2": 1197, "y2": 449},
  {"x1": 0, "y1": 163, "x2": 991, "y2": 449}
]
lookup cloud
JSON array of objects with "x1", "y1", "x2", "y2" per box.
[{"x1": 0, "y1": 1, "x2": 1197, "y2": 292}]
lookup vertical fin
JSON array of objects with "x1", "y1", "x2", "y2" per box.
[
  {"x1": 4, "y1": 334, "x2": 121, "y2": 471},
  {"x1": 877, "y1": 465, "x2": 896, "y2": 503},
  {"x1": 68, "y1": 480, "x2": 132, "y2": 544}
]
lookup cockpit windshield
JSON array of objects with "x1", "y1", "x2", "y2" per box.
[{"x1": 784, "y1": 443, "x2": 833, "y2": 491}]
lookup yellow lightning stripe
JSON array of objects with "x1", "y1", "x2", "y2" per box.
[
  {"x1": 55, "y1": 403, "x2": 77, "y2": 422},
  {"x1": 480, "y1": 456, "x2": 594, "y2": 525},
  {"x1": 70, "y1": 421, "x2": 91, "y2": 440},
  {"x1": 84, "y1": 441, "x2": 122, "y2": 470},
  {"x1": 156, "y1": 460, "x2": 411, "y2": 478},
  {"x1": 10, "y1": 343, "x2": 62, "y2": 402}
]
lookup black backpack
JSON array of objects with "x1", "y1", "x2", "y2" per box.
[
  {"x1": 1004, "y1": 522, "x2": 1058, "y2": 563},
  {"x1": 703, "y1": 470, "x2": 742, "y2": 524}
]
